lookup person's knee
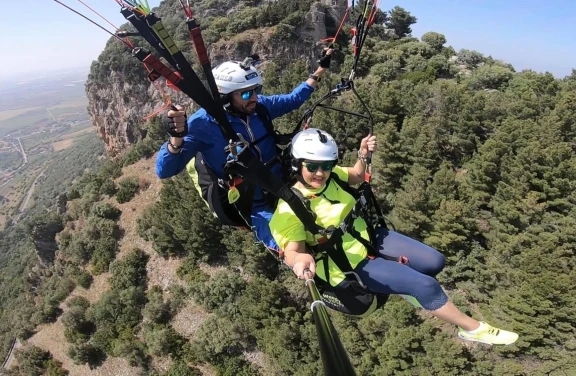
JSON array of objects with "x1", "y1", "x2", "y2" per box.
[
  {"x1": 419, "y1": 276, "x2": 441, "y2": 294},
  {"x1": 413, "y1": 276, "x2": 444, "y2": 301},
  {"x1": 429, "y1": 252, "x2": 446, "y2": 275},
  {"x1": 414, "y1": 276, "x2": 447, "y2": 310}
]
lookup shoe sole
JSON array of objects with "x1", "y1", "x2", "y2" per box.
[{"x1": 457, "y1": 334, "x2": 517, "y2": 346}]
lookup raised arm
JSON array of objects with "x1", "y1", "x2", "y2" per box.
[
  {"x1": 155, "y1": 108, "x2": 208, "y2": 179},
  {"x1": 346, "y1": 134, "x2": 377, "y2": 185},
  {"x1": 259, "y1": 48, "x2": 334, "y2": 119}
]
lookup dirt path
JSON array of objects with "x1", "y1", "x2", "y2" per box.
[
  {"x1": 17, "y1": 138, "x2": 27, "y2": 164},
  {"x1": 16, "y1": 166, "x2": 47, "y2": 221},
  {"x1": 1, "y1": 338, "x2": 22, "y2": 372}
]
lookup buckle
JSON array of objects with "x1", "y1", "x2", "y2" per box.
[{"x1": 225, "y1": 133, "x2": 250, "y2": 162}]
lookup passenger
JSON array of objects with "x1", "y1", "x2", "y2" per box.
[{"x1": 269, "y1": 128, "x2": 519, "y2": 345}]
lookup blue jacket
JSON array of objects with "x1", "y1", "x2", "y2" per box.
[{"x1": 156, "y1": 82, "x2": 315, "y2": 183}]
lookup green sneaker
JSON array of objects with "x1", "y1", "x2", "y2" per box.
[{"x1": 458, "y1": 322, "x2": 519, "y2": 345}]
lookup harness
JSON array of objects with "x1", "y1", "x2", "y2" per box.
[
  {"x1": 291, "y1": 173, "x2": 405, "y2": 298},
  {"x1": 193, "y1": 103, "x2": 282, "y2": 228}
]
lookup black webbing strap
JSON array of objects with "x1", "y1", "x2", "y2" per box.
[
  {"x1": 121, "y1": 9, "x2": 238, "y2": 142},
  {"x1": 121, "y1": 8, "x2": 179, "y2": 69},
  {"x1": 253, "y1": 103, "x2": 293, "y2": 146},
  {"x1": 255, "y1": 104, "x2": 274, "y2": 136},
  {"x1": 226, "y1": 151, "x2": 321, "y2": 236}
]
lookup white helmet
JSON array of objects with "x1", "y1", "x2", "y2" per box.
[
  {"x1": 291, "y1": 128, "x2": 338, "y2": 161},
  {"x1": 212, "y1": 60, "x2": 263, "y2": 95}
]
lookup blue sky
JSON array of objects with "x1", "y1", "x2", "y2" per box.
[
  {"x1": 0, "y1": 0, "x2": 161, "y2": 79},
  {"x1": 391, "y1": 0, "x2": 575, "y2": 77},
  {"x1": 0, "y1": 0, "x2": 574, "y2": 80}
]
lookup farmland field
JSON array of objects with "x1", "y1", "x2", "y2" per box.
[
  {"x1": 0, "y1": 107, "x2": 43, "y2": 122},
  {"x1": 0, "y1": 67, "x2": 102, "y2": 230}
]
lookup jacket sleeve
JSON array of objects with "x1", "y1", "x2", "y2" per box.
[
  {"x1": 155, "y1": 116, "x2": 208, "y2": 179},
  {"x1": 269, "y1": 201, "x2": 307, "y2": 250},
  {"x1": 259, "y1": 82, "x2": 315, "y2": 120}
]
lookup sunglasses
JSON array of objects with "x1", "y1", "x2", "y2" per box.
[
  {"x1": 302, "y1": 161, "x2": 335, "y2": 173},
  {"x1": 240, "y1": 85, "x2": 263, "y2": 100}
]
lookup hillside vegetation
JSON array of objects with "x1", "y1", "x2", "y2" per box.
[{"x1": 2, "y1": 0, "x2": 575, "y2": 375}]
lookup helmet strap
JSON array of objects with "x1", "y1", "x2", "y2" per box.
[
  {"x1": 222, "y1": 94, "x2": 249, "y2": 119},
  {"x1": 220, "y1": 93, "x2": 231, "y2": 107},
  {"x1": 294, "y1": 171, "x2": 333, "y2": 192}
]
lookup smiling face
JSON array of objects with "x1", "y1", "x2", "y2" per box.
[
  {"x1": 300, "y1": 160, "x2": 336, "y2": 189},
  {"x1": 230, "y1": 84, "x2": 262, "y2": 114}
]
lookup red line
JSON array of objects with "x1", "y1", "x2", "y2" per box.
[
  {"x1": 77, "y1": 0, "x2": 117, "y2": 31},
  {"x1": 178, "y1": 0, "x2": 192, "y2": 18},
  {"x1": 143, "y1": 82, "x2": 172, "y2": 120},
  {"x1": 77, "y1": 0, "x2": 134, "y2": 48},
  {"x1": 186, "y1": 0, "x2": 193, "y2": 17},
  {"x1": 320, "y1": 7, "x2": 350, "y2": 44},
  {"x1": 368, "y1": 0, "x2": 381, "y2": 26}
]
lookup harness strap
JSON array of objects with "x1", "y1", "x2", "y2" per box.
[
  {"x1": 252, "y1": 103, "x2": 293, "y2": 147},
  {"x1": 226, "y1": 151, "x2": 321, "y2": 237},
  {"x1": 255, "y1": 103, "x2": 274, "y2": 137},
  {"x1": 298, "y1": 173, "x2": 405, "y2": 291}
]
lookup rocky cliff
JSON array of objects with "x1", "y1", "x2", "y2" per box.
[
  {"x1": 32, "y1": 221, "x2": 64, "y2": 266},
  {"x1": 86, "y1": 0, "x2": 348, "y2": 157}
]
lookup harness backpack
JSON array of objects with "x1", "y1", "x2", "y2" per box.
[{"x1": 188, "y1": 103, "x2": 283, "y2": 228}]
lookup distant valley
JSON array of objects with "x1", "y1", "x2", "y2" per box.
[{"x1": 0, "y1": 67, "x2": 101, "y2": 230}]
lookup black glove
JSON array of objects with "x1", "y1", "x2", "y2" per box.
[
  {"x1": 317, "y1": 47, "x2": 332, "y2": 69},
  {"x1": 162, "y1": 106, "x2": 187, "y2": 138}
]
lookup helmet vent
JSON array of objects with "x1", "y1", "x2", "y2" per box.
[{"x1": 317, "y1": 130, "x2": 327, "y2": 143}]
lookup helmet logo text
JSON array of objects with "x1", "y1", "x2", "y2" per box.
[{"x1": 245, "y1": 72, "x2": 258, "y2": 80}]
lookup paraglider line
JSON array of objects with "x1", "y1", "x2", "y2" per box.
[{"x1": 53, "y1": 0, "x2": 131, "y2": 48}]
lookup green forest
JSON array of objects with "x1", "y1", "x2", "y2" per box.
[{"x1": 1, "y1": 0, "x2": 575, "y2": 375}]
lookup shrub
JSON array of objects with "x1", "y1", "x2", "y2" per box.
[
  {"x1": 67, "y1": 296, "x2": 90, "y2": 310},
  {"x1": 45, "y1": 359, "x2": 69, "y2": 376},
  {"x1": 143, "y1": 325, "x2": 186, "y2": 357},
  {"x1": 143, "y1": 286, "x2": 171, "y2": 324},
  {"x1": 62, "y1": 306, "x2": 93, "y2": 344},
  {"x1": 67, "y1": 343, "x2": 106, "y2": 368},
  {"x1": 76, "y1": 270, "x2": 93, "y2": 289},
  {"x1": 165, "y1": 361, "x2": 202, "y2": 376},
  {"x1": 14, "y1": 346, "x2": 52, "y2": 376},
  {"x1": 90, "y1": 237, "x2": 118, "y2": 275},
  {"x1": 98, "y1": 160, "x2": 122, "y2": 179},
  {"x1": 109, "y1": 248, "x2": 149, "y2": 291},
  {"x1": 90, "y1": 202, "x2": 121, "y2": 220},
  {"x1": 111, "y1": 337, "x2": 149, "y2": 368},
  {"x1": 98, "y1": 179, "x2": 117, "y2": 196},
  {"x1": 68, "y1": 188, "x2": 81, "y2": 200},
  {"x1": 116, "y1": 177, "x2": 140, "y2": 203}
]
